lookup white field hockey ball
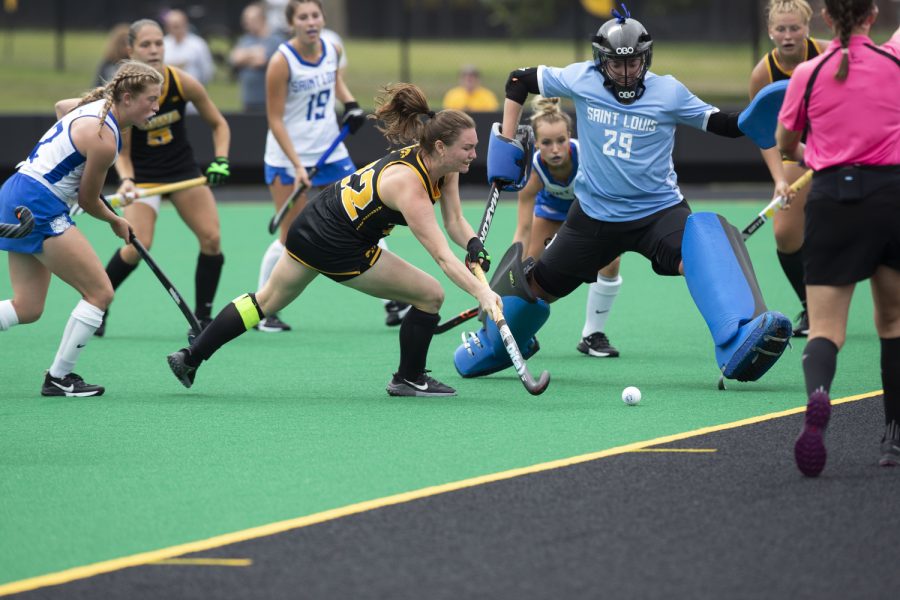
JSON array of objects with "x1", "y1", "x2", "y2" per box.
[{"x1": 622, "y1": 386, "x2": 641, "y2": 406}]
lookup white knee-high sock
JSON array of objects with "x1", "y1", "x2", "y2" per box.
[
  {"x1": 49, "y1": 300, "x2": 104, "y2": 378},
  {"x1": 0, "y1": 299, "x2": 19, "y2": 330},
  {"x1": 582, "y1": 274, "x2": 622, "y2": 338},
  {"x1": 258, "y1": 239, "x2": 285, "y2": 290}
]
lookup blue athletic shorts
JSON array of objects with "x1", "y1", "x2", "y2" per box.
[
  {"x1": 0, "y1": 173, "x2": 73, "y2": 254},
  {"x1": 264, "y1": 157, "x2": 356, "y2": 187},
  {"x1": 534, "y1": 190, "x2": 573, "y2": 222}
]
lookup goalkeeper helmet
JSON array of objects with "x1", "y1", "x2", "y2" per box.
[{"x1": 592, "y1": 10, "x2": 653, "y2": 105}]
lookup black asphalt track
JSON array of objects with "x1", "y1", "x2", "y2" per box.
[{"x1": 16, "y1": 395, "x2": 900, "y2": 600}]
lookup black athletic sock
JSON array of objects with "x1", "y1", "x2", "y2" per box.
[
  {"x1": 195, "y1": 253, "x2": 224, "y2": 320},
  {"x1": 397, "y1": 307, "x2": 440, "y2": 380},
  {"x1": 802, "y1": 336, "x2": 839, "y2": 397},
  {"x1": 106, "y1": 249, "x2": 139, "y2": 290},
  {"x1": 777, "y1": 247, "x2": 806, "y2": 306},
  {"x1": 186, "y1": 292, "x2": 263, "y2": 366},
  {"x1": 881, "y1": 337, "x2": 900, "y2": 426}
]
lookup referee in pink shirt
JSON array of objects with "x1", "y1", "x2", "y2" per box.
[{"x1": 777, "y1": 0, "x2": 900, "y2": 476}]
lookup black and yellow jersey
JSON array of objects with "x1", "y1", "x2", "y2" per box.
[
  {"x1": 130, "y1": 66, "x2": 201, "y2": 183},
  {"x1": 766, "y1": 38, "x2": 823, "y2": 82},
  {"x1": 308, "y1": 144, "x2": 443, "y2": 245}
]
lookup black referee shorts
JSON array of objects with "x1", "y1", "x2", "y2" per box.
[
  {"x1": 804, "y1": 166, "x2": 900, "y2": 286},
  {"x1": 534, "y1": 199, "x2": 691, "y2": 299}
]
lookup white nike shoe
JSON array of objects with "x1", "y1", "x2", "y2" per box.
[
  {"x1": 41, "y1": 371, "x2": 105, "y2": 397},
  {"x1": 386, "y1": 370, "x2": 456, "y2": 397}
]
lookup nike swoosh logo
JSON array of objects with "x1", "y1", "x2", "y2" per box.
[
  {"x1": 403, "y1": 379, "x2": 428, "y2": 391},
  {"x1": 76, "y1": 344, "x2": 86, "y2": 348},
  {"x1": 52, "y1": 381, "x2": 74, "y2": 393},
  {"x1": 594, "y1": 310, "x2": 609, "y2": 315}
]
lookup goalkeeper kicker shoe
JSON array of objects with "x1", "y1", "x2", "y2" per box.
[
  {"x1": 576, "y1": 332, "x2": 620, "y2": 358},
  {"x1": 41, "y1": 372, "x2": 105, "y2": 397},
  {"x1": 386, "y1": 371, "x2": 457, "y2": 397},
  {"x1": 167, "y1": 349, "x2": 198, "y2": 388}
]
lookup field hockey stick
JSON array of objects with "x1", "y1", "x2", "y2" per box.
[
  {"x1": 741, "y1": 169, "x2": 813, "y2": 241},
  {"x1": 435, "y1": 306, "x2": 479, "y2": 335},
  {"x1": 70, "y1": 176, "x2": 209, "y2": 216},
  {"x1": 267, "y1": 124, "x2": 351, "y2": 234},
  {"x1": 99, "y1": 195, "x2": 202, "y2": 334},
  {"x1": 0, "y1": 206, "x2": 34, "y2": 239},
  {"x1": 471, "y1": 263, "x2": 550, "y2": 396}
]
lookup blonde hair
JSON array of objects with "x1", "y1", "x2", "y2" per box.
[
  {"x1": 77, "y1": 60, "x2": 163, "y2": 134},
  {"x1": 372, "y1": 83, "x2": 475, "y2": 153},
  {"x1": 766, "y1": 0, "x2": 813, "y2": 25},
  {"x1": 529, "y1": 96, "x2": 572, "y2": 135}
]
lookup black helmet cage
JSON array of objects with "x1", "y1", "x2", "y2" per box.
[{"x1": 592, "y1": 18, "x2": 653, "y2": 104}]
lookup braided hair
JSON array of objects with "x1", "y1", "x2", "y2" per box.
[
  {"x1": 372, "y1": 83, "x2": 475, "y2": 153},
  {"x1": 529, "y1": 96, "x2": 572, "y2": 136},
  {"x1": 77, "y1": 60, "x2": 163, "y2": 135},
  {"x1": 824, "y1": 0, "x2": 876, "y2": 81}
]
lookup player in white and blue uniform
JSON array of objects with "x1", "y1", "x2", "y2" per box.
[
  {"x1": 257, "y1": 0, "x2": 366, "y2": 332},
  {"x1": 512, "y1": 98, "x2": 622, "y2": 358},
  {"x1": 0, "y1": 61, "x2": 162, "y2": 396},
  {"x1": 458, "y1": 7, "x2": 793, "y2": 385}
]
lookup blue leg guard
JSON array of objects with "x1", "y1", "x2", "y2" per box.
[
  {"x1": 454, "y1": 295, "x2": 549, "y2": 378},
  {"x1": 683, "y1": 213, "x2": 792, "y2": 382}
]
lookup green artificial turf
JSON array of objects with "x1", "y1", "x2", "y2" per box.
[{"x1": 0, "y1": 199, "x2": 881, "y2": 585}]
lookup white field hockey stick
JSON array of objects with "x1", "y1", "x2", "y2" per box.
[
  {"x1": 741, "y1": 169, "x2": 813, "y2": 241},
  {"x1": 471, "y1": 262, "x2": 550, "y2": 396},
  {"x1": 70, "y1": 176, "x2": 208, "y2": 216},
  {"x1": 0, "y1": 206, "x2": 34, "y2": 239},
  {"x1": 267, "y1": 124, "x2": 352, "y2": 234}
]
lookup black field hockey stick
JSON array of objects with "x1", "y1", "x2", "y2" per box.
[
  {"x1": 0, "y1": 206, "x2": 34, "y2": 239},
  {"x1": 435, "y1": 306, "x2": 479, "y2": 334},
  {"x1": 268, "y1": 124, "x2": 352, "y2": 234},
  {"x1": 742, "y1": 169, "x2": 813, "y2": 241},
  {"x1": 99, "y1": 195, "x2": 202, "y2": 334}
]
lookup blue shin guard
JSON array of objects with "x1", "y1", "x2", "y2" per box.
[
  {"x1": 454, "y1": 295, "x2": 549, "y2": 378},
  {"x1": 454, "y1": 242, "x2": 550, "y2": 378},
  {"x1": 683, "y1": 213, "x2": 791, "y2": 382}
]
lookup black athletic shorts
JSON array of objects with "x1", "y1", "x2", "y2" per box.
[
  {"x1": 534, "y1": 199, "x2": 691, "y2": 298},
  {"x1": 804, "y1": 165, "x2": 900, "y2": 286},
  {"x1": 284, "y1": 187, "x2": 383, "y2": 282}
]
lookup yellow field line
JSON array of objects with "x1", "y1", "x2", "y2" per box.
[
  {"x1": 628, "y1": 448, "x2": 717, "y2": 453},
  {"x1": 149, "y1": 558, "x2": 252, "y2": 567},
  {"x1": 0, "y1": 389, "x2": 882, "y2": 597}
]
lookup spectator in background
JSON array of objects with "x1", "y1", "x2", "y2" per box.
[
  {"x1": 93, "y1": 23, "x2": 131, "y2": 87},
  {"x1": 442, "y1": 65, "x2": 500, "y2": 112},
  {"x1": 230, "y1": 2, "x2": 282, "y2": 113},
  {"x1": 163, "y1": 9, "x2": 215, "y2": 85}
]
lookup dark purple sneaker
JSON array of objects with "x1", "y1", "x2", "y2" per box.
[{"x1": 794, "y1": 389, "x2": 832, "y2": 477}]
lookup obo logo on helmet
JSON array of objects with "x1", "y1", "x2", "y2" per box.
[{"x1": 591, "y1": 15, "x2": 653, "y2": 105}]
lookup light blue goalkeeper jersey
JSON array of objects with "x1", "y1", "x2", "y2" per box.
[{"x1": 538, "y1": 61, "x2": 718, "y2": 222}]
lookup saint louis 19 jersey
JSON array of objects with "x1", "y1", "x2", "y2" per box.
[
  {"x1": 263, "y1": 39, "x2": 350, "y2": 168},
  {"x1": 539, "y1": 62, "x2": 717, "y2": 222},
  {"x1": 17, "y1": 99, "x2": 120, "y2": 207}
]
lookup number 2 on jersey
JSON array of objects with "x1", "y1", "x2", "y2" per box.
[
  {"x1": 603, "y1": 129, "x2": 632, "y2": 160},
  {"x1": 340, "y1": 165, "x2": 375, "y2": 221},
  {"x1": 306, "y1": 90, "x2": 331, "y2": 120}
]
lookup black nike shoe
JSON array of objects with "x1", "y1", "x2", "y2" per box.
[
  {"x1": 254, "y1": 313, "x2": 292, "y2": 333},
  {"x1": 384, "y1": 301, "x2": 411, "y2": 327},
  {"x1": 167, "y1": 349, "x2": 198, "y2": 388},
  {"x1": 386, "y1": 370, "x2": 456, "y2": 397},
  {"x1": 879, "y1": 421, "x2": 900, "y2": 467},
  {"x1": 793, "y1": 309, "x2": 809, "y2": 337},
  {"x1": 576, "y1": 331, "x2": 620, "y2": 358},
  {"x1": 41, "y1": 372, "x2": 105, "y2": 397}
]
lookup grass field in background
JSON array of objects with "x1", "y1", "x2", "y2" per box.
[
  {"x1": 0, "y1": 199, "x2": 883, "y2": 585},
  {"x1": 0, "y1": 29, "x2": 759, "y2": 112}
]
